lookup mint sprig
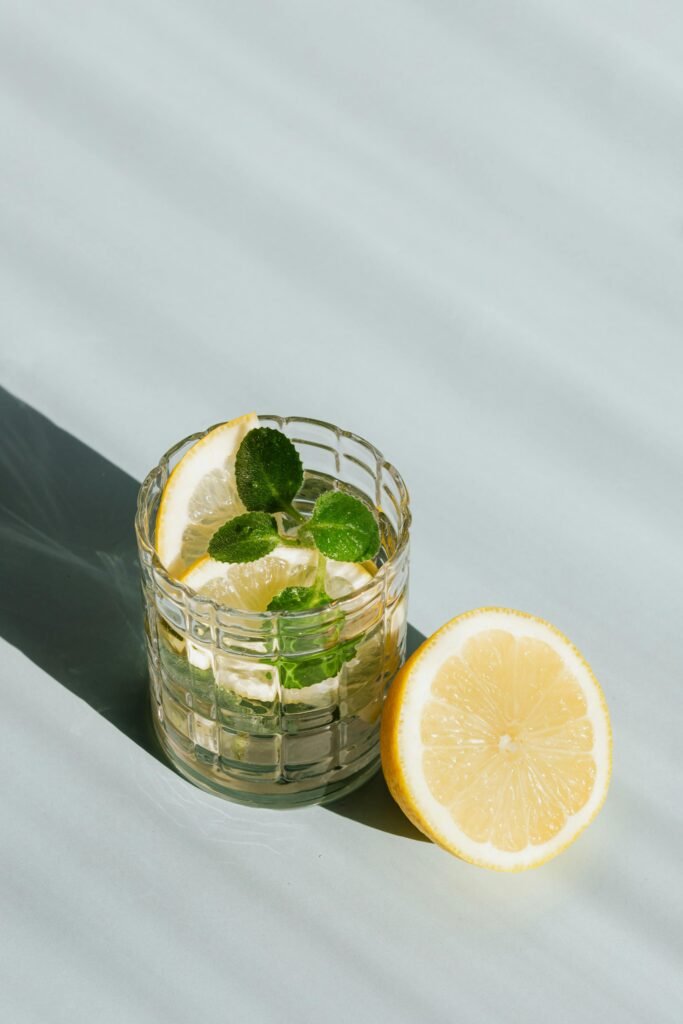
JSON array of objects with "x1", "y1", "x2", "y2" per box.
[
  {"x1": 267, "y1": 551, "x2": 330, "y2": 612},
  {"x1": 307, "y1": 490, "x2": 380, "y2": 562},
  {"x1": 208, "y1": 511, "x2": 280, "y2": 563},
  {"x1": 279, "y1": 635, "x2": 360, "y2": 689},
  {"x1": 235, "y1": 427, "x2": 304, "y2": 514},
  {"x1": 207, "y1": 425, "x2": 381, "y2": 674},
  {"x1": 268, "y1": 585, "x2": 330, "y2": 612}
]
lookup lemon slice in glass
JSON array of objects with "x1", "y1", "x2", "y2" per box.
[
  {"x1": 180, "y1": 546, "x2": 372, "y2": 611},
  {"x1": 181, "y1": 549, "x2": 376, "y2": 706}
]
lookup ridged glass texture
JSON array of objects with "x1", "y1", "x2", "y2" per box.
[{"x1": 135, "y1": 416, "x2": 410, "y2": 807}]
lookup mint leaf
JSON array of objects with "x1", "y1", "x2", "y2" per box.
[
  {"x1": 235, "y1": 427, "x2": 304, "y2": 513},
  {"x1": 267, "y1": 585, "x2": 331, "y2": 612},
  {"x1": 307, "y1": 491, "x2": 380, "y2": 562},
  {"x1": 208, "y1": 512, "x2": 279, "y2": 563},
  {"x1": 278, "y1": 635, "x2": 360, "y2": 689}
]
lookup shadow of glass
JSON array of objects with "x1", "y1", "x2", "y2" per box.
[
  {"x1": 0, "y1": 388, "x2": 427, "y2": 841},
  {"x1": 0, "y1": 386, "x2": 160, "y2": 760},
  {"x1": 325, "y1": 623, "x2": 430, "y2": 841}
]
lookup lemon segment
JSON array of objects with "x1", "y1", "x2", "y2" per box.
[{"x1": 381, "y1": 608, "x2": 611, "y2": 870}]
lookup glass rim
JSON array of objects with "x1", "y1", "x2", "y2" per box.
[{"x1": 135, "y1": 414, "x2": 411, "y2": 621}]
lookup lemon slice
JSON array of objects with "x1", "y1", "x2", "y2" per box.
[
  {"x1": 381, "y1": 608, "x2": 612, "y2": 870},
  {"x1": 155, "y1": 413, "x2": 258, "y2": 577},
  {"x1": 180, "y1": 546, "x2": 372, "y2": 611},
  {"x1": 181, "y1": 548, "x2": 376, "y2": 705}
]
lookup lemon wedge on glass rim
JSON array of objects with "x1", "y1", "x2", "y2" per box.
[
  {"x1": 155, "y1": 412, "x2": 258, "y2": 577},
  {"x1": 381, "y1": 608, "x2": 612, "y2": 870}
]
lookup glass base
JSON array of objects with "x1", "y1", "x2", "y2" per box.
[{"x1": 152, "y1": 703, "x2": 382, "y2": 808}]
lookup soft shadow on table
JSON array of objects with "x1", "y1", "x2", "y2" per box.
[
  {"x1": 0, "y1": 386, "x2": 161, "y2": 760},
  {"x1": 325, "y1": 623, "x2": 430, "y2": 842},
  {"x1": 0, "y1": 385, "x2": 427, "y2": 849}
]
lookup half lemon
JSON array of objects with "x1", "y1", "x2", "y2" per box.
[{"x1": 381, "y1": 608, "x2": 612, "y2": 870}]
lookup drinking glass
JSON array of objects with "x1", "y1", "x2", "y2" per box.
[{"x1": 135, "y1": 416, "x2": 410, "y2": 807}]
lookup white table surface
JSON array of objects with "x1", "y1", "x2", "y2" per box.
[{"x1": 1, "y1": 2, "x2": 682, "y2": 1021}]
